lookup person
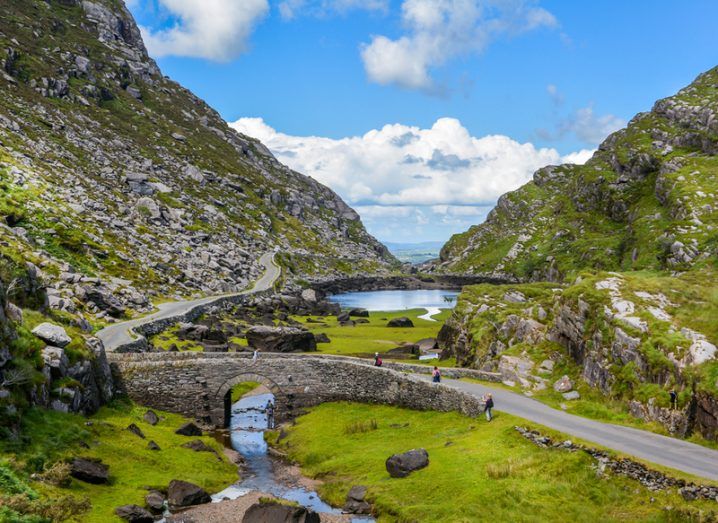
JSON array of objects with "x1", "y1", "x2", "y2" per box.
[
  {"x1": 432, "y1": 366, "x2": 441, "y2": 383},
  {"x1": 266, "y1": 400, "x2": 275, "y2": 429},
  {"x1": 252, "y1": 349, "x2": 259, "y2": 362},
  {"x1": 484, "y1": 393, "x2": 494, "y2": 422},
  {"x1": 670, "y1": 389, "x2": 677, "y2": 410},
  {"x1": 374, "y1": 352, "x2": 382, "y2": 367}
]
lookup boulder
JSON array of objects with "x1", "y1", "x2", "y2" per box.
[
  {"x1": 32, "y1": 323, "x2": 71, "y2": 347},
  {"x1": 114, "y1": 504, "x2": 154, "y2": 523},
  {"x1": 145, "y1": 490, "x2": 166, "y2": 513},
  {"x1": 343, "y1": 485, "x2": 371, "y2": 514},
  {"x1": 416, "y1": 338, "x2": 438, "y2": 353},
  {"x1": 349, "y1": 308, "x2": 369, "y2": 317},
  {"x1": 246, "y1": 326, "x2": 317, "y2": 353},
  {"x1": 336, "y1": 312, "x2": 350, "y2": 322},
  {"x1": 315, "y1": 333, "x2": 331, "y2": 344},
  {"x1": 301, "y1": 289, "x2": 317, "y2": 302},
  {"x1": 385, "y1": 448, "x2": 429, "y2": 478},
  {"x1": 553, "y1": 375, "x2": 573, "y2": 393},
  {"x1": 242, "y1": 501, "x2": 320, "y2": 523},
  {"x1": 387, "y1": 317, "x2": 414, "y2": 328},
  {"x1": 167, "y1": 479, "x2": 211, "y2": 509},
  {"x1": 70, "y1": 457, "x2": 109, "y2": 484},
  {"x1": 175, "y1": 422, "x2": 202, "y2": 437},
  {"x1": 143, "y1": 410, "x2": 159, "y2": 425},
  {"x1": 127, "y1": 423, "x2": 145, "y2": 439}
]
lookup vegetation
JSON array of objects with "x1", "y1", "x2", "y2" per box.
[
  {"x1": 0, "y1": 401, "x2": 237, "y2": 523},
  {"x1": 231, "y1": 381, "x2": 262, "y2": 403},
  {"x1": 269, "y1": 402, "x2": 718, "y2": 522}
]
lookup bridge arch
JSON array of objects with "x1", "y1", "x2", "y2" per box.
[{"x1": 213, "y1": 372, "x2": 289, "y2": 428}]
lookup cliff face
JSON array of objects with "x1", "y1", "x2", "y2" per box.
[
  {"x1": 436, "y1": 67, "x2": 718, "y2": 438},
  {"x1": 0, "y1": 0, "x2": 395, "y2": 320},
  {"x1": 438, "y1": 67, "x2": 718, "y2": 280}
]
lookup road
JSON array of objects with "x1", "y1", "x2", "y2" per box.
[
  {"x1": 421, "y1": 376, "x2": 718, "y2": 481},
  {"x1": 97, "y1": 252, "x2": 280, "y2": 352}
]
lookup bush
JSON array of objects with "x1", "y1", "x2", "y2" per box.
[
  {"x1": 38, "y1": 461, "x2": 71, "y2": 487},
  {"x1": 343, "y1": 419, "x2": 378, "y2": 435}
]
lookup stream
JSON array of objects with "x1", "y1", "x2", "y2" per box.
[{"x1": 213, "y1": 392, "x2": 375, "y2": 521}]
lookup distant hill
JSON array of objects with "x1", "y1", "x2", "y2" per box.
[{"x1": 384, "y1": 241, "x2": 445, "y2": 264}]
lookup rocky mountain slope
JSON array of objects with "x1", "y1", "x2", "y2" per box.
[
  {"x1": 438, "y1": 67, "x2": 718, "y2": 279},
  {"x1": 0, "y1": 0, "x2": 395, "y2": 321},
  {"x1": 436, "y1": 67, "x2": 718, "y2": 439}
]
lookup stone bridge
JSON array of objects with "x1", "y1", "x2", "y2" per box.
[{"x1": 108, "y1": 352, "x2": 489, "y2": 427}]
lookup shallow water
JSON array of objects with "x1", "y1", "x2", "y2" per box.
[
  {"x1": 214, "y1": 392, "x2": 374, "y2": 521},
  {"x1": 328, "y1": 289, "x2": 459, "y2": 312}
]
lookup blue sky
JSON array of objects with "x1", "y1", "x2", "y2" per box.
[{"x1": 127, "y1": 0, "x2": 718, "y2": 243}]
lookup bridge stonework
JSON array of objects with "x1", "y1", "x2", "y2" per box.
[{"x1": 108, "y1": 353, "x2": 485, "y2": 427}]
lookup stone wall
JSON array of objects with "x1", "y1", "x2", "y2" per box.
[{"x1": 109, "y1": 352, "x2": 486, "y2": 427}]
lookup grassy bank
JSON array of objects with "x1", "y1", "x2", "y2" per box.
[
  {"x1": 295, "y1": 308, "x2": 451, "y2": 358},
  {"x1": 0, "y1": 401, "x2": 237, "y2": 522},
  {"x1": 269, "y1": 402, "x2": 717, "y2": 522}
]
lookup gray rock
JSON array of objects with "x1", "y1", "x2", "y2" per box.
[
  {"x1": 145, "y1": 490, "x2": 165, "y2": 513},
  {"x1": 127, "y1": 423, "x2": 145, "y2": 439},
  {"x1": 147, "y1": 440, "x2": 161, "y2": 451},
  {"x1": 553, "y1": 375, "x2": 573, "y2": 393},
  {"x1": 114, "y1": 504, "x2": 154, "y2": 523},
  {"x1": 385, "y1": 448, "x2": 429, "y2": 478},
  {"x1": 246, "y1": 326, "x2": 317, "y2": 353},
  {"x1": 175, "y1": 422, "x2": 202, "y2": 437},
  {"x1": 70, "y1": 457, "x2": 109, "y2": 484},
  {"x1": 387, "y1": 317, "x2": 414, "y2": 328},
  {"x1": 343, "y1": 485, "x2": 371, "y2": 514},
  {"x1": 32, "y1": 323, "x2": 71, "y2": 347},
  {"x1": 349, "y1": 308, "x2": 369, "y2": 317},
  {"x1": 562, "y1": 391, "x2": 580, "y2": 401},
  {"x1": 242, "y1": 501, "x2": 320, "y2": 523},
  {"x1": 143, "y1": 410, "x2": 159, "y2": 425},
  {"x1": 42, "y1": 347, "x2": 69, "y2": 379},
  {"x1": 167, "y1": 479, "x2": 211, "y2": 509}
]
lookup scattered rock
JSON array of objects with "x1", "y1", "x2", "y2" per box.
[
  {"x1": 553, "y1": 375, "x2": 573, "y2": 393},
  {"x1": 175, "y1": 422, "x2": 202, "y2": 437},
  {"x1": 315, "y1": 333, "x2": 331, "y2": 344},
  {"x1": 385, "y1": 448, "x2": 429, "y2": 478},
  {"x1": 147, "y1": 440, "x2": 161, "y2": 451},
  {"x1": 114, "y1": 504, "x2": 154, "y2": 523},
  {"x1": 181, "y1": 440, "x2": 216, "y2": 453},
  {"x1": 343, "y1": 485, "x2": 371, "y2": 514},
  {"x1": 242, "y1": 500, "x2": 320, "y2": 523},
  {"x1": 349, "y1": 308, "x2": 369, "y2": 317},
  {"x1": 32, "y1": 323, "x2": 71, "y2": 347},
  {"x1": 562, "y1": 391, "x2": 580, "y2": 401},
  {"x1": 167, "y1": 480, "x2": 211, "y2": 509},
  {"x1": 145, "y1": 490, "x2": 166, "y2": 513},
  {"x1": 143, "y1": 410, "x2": 159, "y2": 425},
  {"x1": 387, "y1": 317, "x2": 414, "y2": 328},
  {"x1": 245, "y1": 326, "x2": 317, "y2": 353},
  {"x1": 127, "y1": 423, "x2": 145, "y2": 439},
  {"x1": 70, "y1": 457, "x2": 109, "y2": 484}
]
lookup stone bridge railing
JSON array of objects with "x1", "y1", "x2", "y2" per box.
[{"x1": 108, "y1": 352, "x2": 489, "y2": 427}]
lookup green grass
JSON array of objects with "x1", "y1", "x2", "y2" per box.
[
  {"x1": 269, "y1": 402, "x2": 718, "y2": 522},
  {"x1": 1, "y1": 401, "x2": 237, "y2": 522},
  {"x1": 295, "y1": 308, "x2": 451, "y2": 358},
  {"x1": 231, "y1": 381, "x2": 261, "y2": 403},
  {"x1": 148, "y1": 324, "x2": 203, "y2": 352}
]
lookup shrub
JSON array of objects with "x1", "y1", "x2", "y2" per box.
[{"x1": 343, "y1": 419, "x2": 378, "y2": 435}]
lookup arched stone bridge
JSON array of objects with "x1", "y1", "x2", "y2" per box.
[{"x1": 108, "y1": 352, "x2": 487, "y2": 427}]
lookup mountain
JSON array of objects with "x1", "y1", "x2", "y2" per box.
[
  {"x1": 435, "y1": 67, "x2": 718, "y2": 439},
  {"x1": 438, "y1": 67, "x2": 718, "y2": 280},
  {"x1": 0, "y1": 0, "x2": 395, "y2": 320},
  {"x1": 384, "y1": 240, "x2": 444, "y2": 264}
]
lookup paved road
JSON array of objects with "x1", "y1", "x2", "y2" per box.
[
  {"x1": 416, "y1": 375, "x2": 718, "y2": 481},
  {"x1": 97, "y1": 252, "x2": 280, "y2": 352}
]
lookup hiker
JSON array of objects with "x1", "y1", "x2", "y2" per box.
[
  {"x1": 252, "y1": 349, "x2": 259, "y2": 362},
  {"x1": 374, "y1": 352, "x2": 383, "y2": 367},
  {"x1": 670, "y1": 389, "x2": 677, "y2": 410},
  {"x1": 266, "y1": 400, "x2": 275, "y2": 429},
  {"x1": 484, "y1": 393, "x2": 494, "y2": 422},
  {"x1": 432, "y1": 366, "x2": 441, "y2": 383}
]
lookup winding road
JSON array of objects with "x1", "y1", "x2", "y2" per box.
[
  {"x1": 97, "y1": 252, "x2": 280, "y2": 352},
  {"x1": 422, "y1": 376, "x2": 718, "y2": 482}
]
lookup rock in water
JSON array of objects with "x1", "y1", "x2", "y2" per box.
[
  {"x1": 32, "y1": 323, "x2": 71, "y2": 347},
  {"x1": 167, "y1": 480, "x2": 211, "y2": 509},
  {"x1": 385, "y1": 448, "x2": 429, "y2": 478},
  {"x1": 245, "y1": 326, "x2": 317, "y2": 352},
  {"x1": 70, "y1": 457, "x2": 109, "y2": 484},
  {"x1": 175, "y1": 422, "x2": 203, "y2": 436},
  {"x1": 387, "y1": 317, "x2": 414, "y2": 328},
  {"x1": 114, "y1": 504, "x2": 154, "y2": 523},
  {"x1": 242, "y1": 501, "x2": 320, "y2": 523},
  {"x1": 343, "y1": 485, "x2": 371, "y2": 514},
  {"x1": 143, "y1": 410, "x2": 159, "y2": 425}
]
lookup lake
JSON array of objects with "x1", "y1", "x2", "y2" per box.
[{"x1": 328, "y1": 289, "x2": 459, "y2": 317}]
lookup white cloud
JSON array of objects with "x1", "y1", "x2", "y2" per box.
[
  {"x1": 360, "y1": 0, "x2": 558, "y2": 91},
  {"x1": 561, "y1": 105, "x2": 626, "y2": 145},
  {"x1": 279, "y1": 0, "x2": 388, "y2": 20},
  {"x1": 231, "y1": 116, "x2": 588, "y2": 209},
  {"x1": 139, "y1": 0, "x2": 269, "y2": 61}
]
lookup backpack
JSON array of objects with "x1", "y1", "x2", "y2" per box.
[{"x1": 376, "y1": 357, "x2": 382, "y2": 366}]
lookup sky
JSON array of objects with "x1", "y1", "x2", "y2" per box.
[{"x1": 125, "y1": 0, "x2": 718, "y2": 244}]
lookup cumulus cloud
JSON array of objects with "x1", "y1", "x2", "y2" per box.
[
  {"x1": 233, "y1": 116, "x2": 586, "y2": 206},
  {"x1": 139, "y1": 0, "x2": 269, "y2": 61},
  {"x1": 278, "y1": 0, "x2": 388, "y2": 20},
  {"x1": 560, "y1": 105, "x2": 626, "y2": 145},
  {"x1": 360, "y1": 0, "x2": 558, "y2": 91}
]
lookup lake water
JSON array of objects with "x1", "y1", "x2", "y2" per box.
[{"x1": 328, "y1": 289, "x2": 460, "y2": 313}]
